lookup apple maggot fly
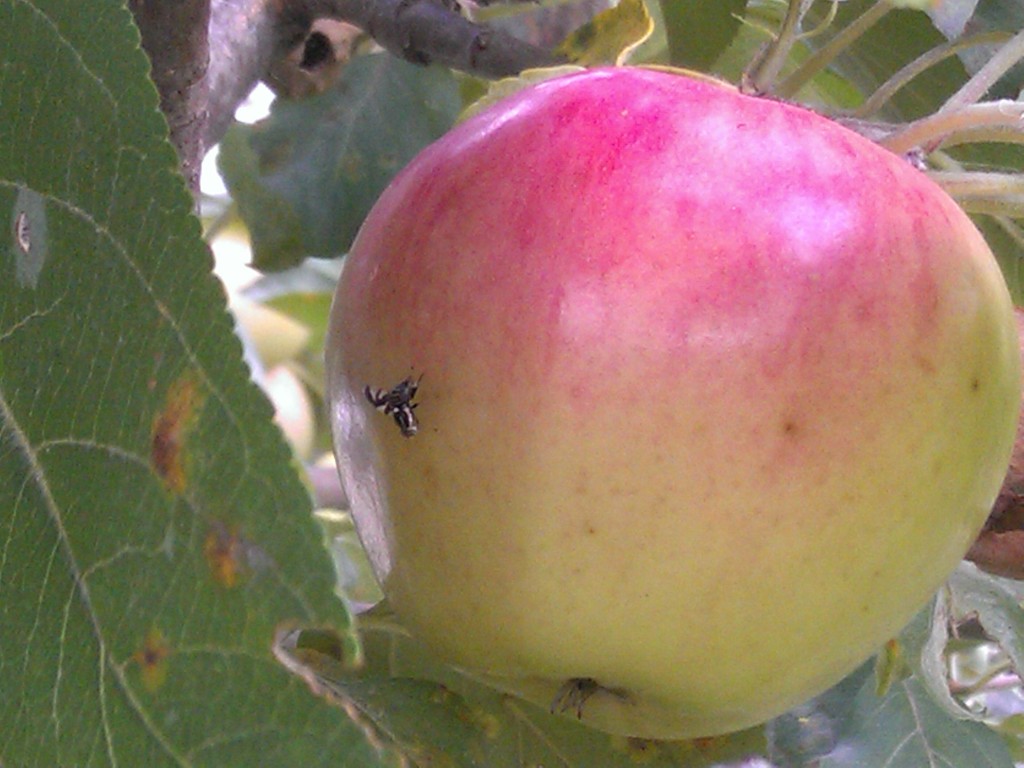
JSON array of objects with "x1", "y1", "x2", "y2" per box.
[{"x1": 364, "y1": 375, "x2": 422, "y2": 437}]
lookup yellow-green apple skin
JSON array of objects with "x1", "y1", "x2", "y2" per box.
[{"x1": 326, "y1": 67, "x2": 1020, "y2": 738}]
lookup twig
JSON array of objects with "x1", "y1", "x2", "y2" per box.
[
  {"x1": 938, "y1": 27, "x2": 1024, "y2": 116},
  {"x1": 129, "y1": 0, "x2": 211, "y2": 198},
  {"x1": 879, "y1": 100, "x2": 1024, "y2": 154},
  {"x1": 774, "y1": 0, "x2": 891, "y2": 99},
  {"x1": 853, "y1": 31, "x2": 1011, "y2": 119},
  {"x1": 203, "y1": 0, "x2": 564, "y2": 148},
  {"x1": 743, "y1": 0, "x2": 807, "y2": 94},
  {"x1": 994, "y1": 216, "x2": 1024, "y2": 250},
  {"x1": 206, "y1": 0, "x2": 282, "y2": 148},
  {"x1": 937, "y1": 126, "x2": 1024, "y2": 148},
  {"x1": 929, "y1": 171, "x2": 1024, "y2": 199},
  {"x1": 285, "y1": 0, "x2": 565, "y2": 78},
  {"x1": 952, "y1": 196, "x2": 1024, "y2": 219}
]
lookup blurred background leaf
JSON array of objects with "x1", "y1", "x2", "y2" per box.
[
  {"x1": 0, "y1": 1, "x2": 379, "y2": 765},
  {"x1": 659, "y1": 0, "x2": 748, "y2": 71},
  {"x1": 556, "y1": 0, "x2": 654, "y2": 65},
  {"x1": 218, "y1": 53, "x2": 460, "y2": 271}
]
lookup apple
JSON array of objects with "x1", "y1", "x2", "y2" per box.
[{"x1": 325, "y1": 67, "x2": 1020, "y2": 738}]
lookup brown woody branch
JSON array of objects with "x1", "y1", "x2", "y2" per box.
[
  {"x1": 129, "y1": 0, "x2": 211, "y2": 198},
  {"x1": 206, "y1": 0, "x2": 282, "y2": 151},
  {"x1": 205, "y1": 0, "x2": 563, "y2": 149},
  {"x1": 287, "y1": 0, "x2": 565, "y2": 77},
  {"x1": 133, "y1": 0, "x2": 562, "y2": 189}
]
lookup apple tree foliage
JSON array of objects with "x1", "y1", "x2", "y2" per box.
[{"x1": 1, "y1": 0, "x2": 1023, "y2": 767}]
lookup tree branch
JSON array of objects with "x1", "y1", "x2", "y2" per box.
[
  {"x1": 129, "y1": 0, "x2": 211, "y2": 197},
  {"x1": 206, "y1": 0, "x2": 282, "y2": 149},
  {"x1": 289, "y1": 0, "x2": 566, "y2": 78},
  {"x1": 204, "y1": 0, "x2": 564, "y2": 148}
]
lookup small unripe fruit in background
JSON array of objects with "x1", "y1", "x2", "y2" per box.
[{"x1": 326, "y1": 67, "x2": 1020, "y2": 738}]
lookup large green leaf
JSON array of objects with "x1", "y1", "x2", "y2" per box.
[
  {"x1": 819, "y1": 674, "x2": 1013, "y2": 767},
  {"x1": 275, "y1": 622, "x2": 768, "y2": 767},
  {"x1": 658, "y1": 0, "x2": 748, "y2": 71},
  {"x1": 218, "y1": 53, "x2": 461, "y2": 271},
  {"x1": 555, "y1": 0, "x2": 654, "y2": 66},
  {"x1": 0, "y1": 1, "x2": 377, "y2": 765}
]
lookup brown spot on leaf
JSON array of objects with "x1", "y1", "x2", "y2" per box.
[
  {"x1": 610, "y1": 735, "x2": 662, "y2": 762},
  {"x1": 448, "y1": 691, "x2": 501, "y2": 738},
  {"x1": 203, "y1": 521, "x2": 272, "y2": 588},
  {"x1": 204, "y1": 522, "x2": 246, "y2": 588},
  {"x1": 692, "y1": 736, "x2": 722, "y2": 752},
  {"x1": 133, "y1": 627, "x2": 171, "y2": 692},
  {"x1": 151, "y1": 372, "x2": 204, "y2": 493}
]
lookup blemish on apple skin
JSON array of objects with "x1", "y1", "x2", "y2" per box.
[
  {"x1": 574, "y1": 467, "x2": 591, "y2": 496},
  {"x1": 913, "y1": 354, "x2": 938, "y2": 375},
  {"x1": 132, "y1": 627, "x2": 171, "y2": 693},
  {"x1": 151, "y1": 372, "x2": 205, "y2": 494}
]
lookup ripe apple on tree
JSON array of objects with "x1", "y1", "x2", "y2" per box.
[{"x1": 325, "y1": 67, "x2": 1020, "y2": 738}]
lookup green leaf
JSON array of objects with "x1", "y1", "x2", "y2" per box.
[
  {"x1": 218, "y1": 53, "x2": 461, "y2": 271},
  {"x1": 765, "y1": 662, "x2": 871, "y2": 766},
  {"x1": 819, "y1": 674, "x2": 1013, "y2": 767},
  {"x1": 244, "y1": 260, "x2": 343, "y2": 372},
  {"x1": 457, "y1": 65, "x2": 586, "y2": 124},
  {"x1": 896, "y1": 594, "x2": 987, "y2": 721},
  {"x1": 275, "y1": 622, "x2": 768, "y2": 767},
  {"x1": 803, "y1": 0, "x2": 970, "y2": 119},
  {"x1": 658, "y1": 0, "x2": 748, "y2": 71},
  {"x1": 0, "y1": 2, "x2": 376, "y2": 765},
  {"x1": 949, "y1": 563, "x2": 1024, "y2": 682},
  {"x1": 555, "y1": 0, "x2": 654, "y2": 66}
]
